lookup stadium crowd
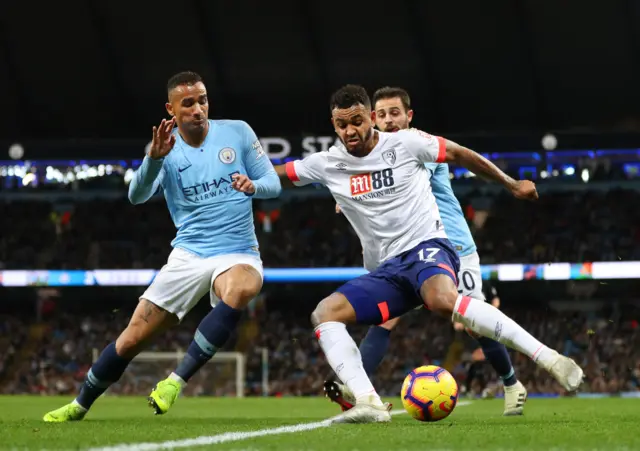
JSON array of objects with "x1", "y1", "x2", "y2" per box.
[
  {"x1": 1, "y1": 187, "x2": 640, "y2": 270},
  {"x1": 0, "y1": 316, "x2": 27, "y2": 384},
  {"x1": 2, "y1": 301, "x2": 639, "y2": 398},
  {"x1": 2, "y1": 182, "x2": 639, "y2": 399}
]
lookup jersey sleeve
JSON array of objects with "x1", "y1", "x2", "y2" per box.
[
  {"x1": 239, "y1": 121, "x2": 270, "y2": 177},
  {"x1": 398, "y1": 128, "x2": 447, "y2": 164},
  {"x1": 128, "y1": 156, "x2": 166, "y2": 204},
  {"x1": 239, "y1": 121, "x2": 281, "y2": 198},
  {"x1": 284, "y1": 153, "x2": 328, "y2": 186}
]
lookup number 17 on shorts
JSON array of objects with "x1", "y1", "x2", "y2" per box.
[{"x1": 411, "y1": 238, "x2": 461, "y2": 289}]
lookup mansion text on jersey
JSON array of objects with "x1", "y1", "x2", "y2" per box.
[{"x1": 352, "y1": 187, "x2": 396, "y2": 201}]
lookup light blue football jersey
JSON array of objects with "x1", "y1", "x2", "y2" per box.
[
  {"x1": 424, "y1": 162, "x2": 477, "y2": 257},
  {"x1": 128, "y1": 119, "x2": 281, "y2": 258}
]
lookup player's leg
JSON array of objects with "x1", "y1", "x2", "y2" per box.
[
  {"x1": 44, "y1": 248, "x2": 214, "y2": 422},
  {"x1": 174, "y1": 263, "x2": 262, "y2": 381},
  {"x1": 149, "y1": 255, "x2": 263, "y2": 414},
  {"x1": 458, "y1": 253, "x2": 526, "y2": 415},
  {"x1": 324, "y1": 317, "x2": 399, "y2": 411},
  {"x1": 360, "y1": 317, "x2": 399, "y2": 375},
  {"x1": 459, "y1": 254, "x2": 516, "y2": 386},
  {"x1": 312, "y1": 292, "x2": 380, "y2": 405},
  {"x1": 43, "y1": 299, "x2": 178, "y2": 422},
  {"x1": 312, "y1": 270, "x2": 415, "y2": 423},
  {"x1": 312, "y1": 293, "x2": 390, "y2": 423},
  {"x1": 418, "y1": 240, "x2": 583, "y2": 392}
]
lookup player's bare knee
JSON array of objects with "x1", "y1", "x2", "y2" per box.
[
  {"x1": 311, "y1": 293, "x2": 354, "y2": 327},
  {"x1": 221, "y1": 283, "x2": 259, "y2": 309},
  {"x1": 421, "y1": 275, "x2": 458, "y2": 316},
  {"x1": 430, "y1": 290, "x2": 458, "y2": 316},
  {"x1": 216, "y1": 265, "x2": 263, "y2": 309},
  {"x1": 310, "y1": 298, "x2": 331, "y2": 327}
]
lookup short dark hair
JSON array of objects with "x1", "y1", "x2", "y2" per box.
[
  {"x1": 372, "y1": 86, "x2": 411, "y2": 112},
  {"x1": 167, "y1": 71, "x2": 203, "y2": 94},
  {"x1": 329, "y1": 84, "x2": 371, "y2": 112}
]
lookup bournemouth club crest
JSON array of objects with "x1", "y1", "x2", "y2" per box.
[{"x1": 382, "y1": 149, "x2": 396, "y2": 166}]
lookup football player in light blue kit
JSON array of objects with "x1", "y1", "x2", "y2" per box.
[
  {"x1": 44, "y1": 71, "x2": 281, "y2": 422},
  {"x1": 327, "y1": 87, "x2": 527, "y2": 416}
]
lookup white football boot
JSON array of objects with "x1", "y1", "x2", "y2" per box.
[
  {"x1": 540, "y1": 350, "x2": 584, "y2": 392},
  {"x1": 330, "y1": 396, "x2": 392, "y2": 424},
  {"x1": 503, "y1": 381, "x2": 527, "y2": 416}
]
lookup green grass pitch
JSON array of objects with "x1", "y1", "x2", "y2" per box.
[{"x1": 2, "y1": 396, "x2": 639, "y2": 450}]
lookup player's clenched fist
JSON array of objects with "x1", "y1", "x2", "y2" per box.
[
  {"x1": 511, "y1": 180, "x2": 538, "y2": 201},
  {"x1": 148, "y1": 118, "x2": 176, "y2": 160},
  {"x1": 231, "y1": 174, "x2": 255, "y2": 194}
]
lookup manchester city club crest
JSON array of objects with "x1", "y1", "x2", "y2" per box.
[
  {"x1": 219, "y1": 147, "x2": 236, "y2": 164},
  {"x1": 382, "y1": 149, "x2": 396, "y2": 166}
]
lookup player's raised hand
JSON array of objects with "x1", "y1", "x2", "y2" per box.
[
  {"x1": 148, "y1": 118, "x2": 176, "y2": 160},
  {"x1": 511, "y1": 180, "x2": 539, "y2": 201},
  {"x1": 231, "y1": 174, "x2": 255, "y2": 194}
]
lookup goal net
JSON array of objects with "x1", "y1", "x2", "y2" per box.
[{"x1": 93, "y1": 349, "x2": 268, "y2": 398}]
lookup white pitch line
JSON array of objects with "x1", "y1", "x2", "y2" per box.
[{"x1": 86, "y1": 401, "x2": 472, "y2": 451}]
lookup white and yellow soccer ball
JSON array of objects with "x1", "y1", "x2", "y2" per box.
[{"x1": 401, "y1": 365, "x2": 459, "y2": 422}]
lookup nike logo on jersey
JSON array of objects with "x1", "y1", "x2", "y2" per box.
[{"x1": 178, "y1": 165, "x2": 192, "y2": 173}]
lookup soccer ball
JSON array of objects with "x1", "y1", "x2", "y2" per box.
[{"x1": 401, "y1": 365, "x2": 459, "y2": 422}]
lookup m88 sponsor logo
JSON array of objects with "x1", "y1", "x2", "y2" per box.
[{"x1": 349, "y1": 169, "x2": 396, "y2": 200}]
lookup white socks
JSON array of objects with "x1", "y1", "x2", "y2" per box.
[
  {"x1": 452, "y1": 295, "x2": 554, "y2": 366},
  {"x1": 71, "y1": 399, "x2": 88, "y2": 412},
  {"x1": 315, "y1": 321, "x2": 383, "y2": 406},
  {"x1": 169, "y1": 372, "x2": 187, "y2": 387}
]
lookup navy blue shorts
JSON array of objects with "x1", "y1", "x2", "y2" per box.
[{"x1": 337, "y1": 238, "x2": 460, "y2": 325}]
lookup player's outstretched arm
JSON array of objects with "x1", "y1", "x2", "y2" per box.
[
  {"x1": 128, "y1": 119, "x2": 175, "y2": 204},
  {"x1": 273, "y1": 155, "x2": 326, "y2": 188},
  {"x1": 273, "y1": 164, "x2": 296, "y2": 188},
  {"x1": 444, "y1": 140, "x2": 538, "y2": 201}
]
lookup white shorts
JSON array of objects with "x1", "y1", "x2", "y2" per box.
[
  {"x1": 457, "y1": 251, "x2": 484, "y2": 300},
  {"x1": 140, "y1": 248, "x2": 264, "y2": 321}
]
